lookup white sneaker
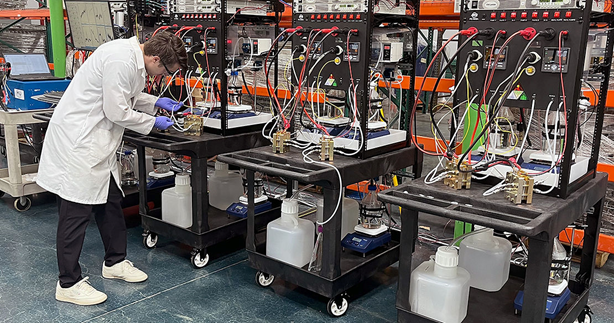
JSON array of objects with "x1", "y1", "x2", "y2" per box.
[
  {"x1": 55, "y1": 277, "x2": 108, "y2": 305},
  {"x1": 102, "y1": 260, "x2": 148, "y2": 283}
]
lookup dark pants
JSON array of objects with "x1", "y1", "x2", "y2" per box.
[{"x1": 57, "y1": 177, "x2": 126, "y2": 288}]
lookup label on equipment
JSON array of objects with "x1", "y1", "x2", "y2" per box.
[{"x1": 15, "y1": 89, "x2": 24, "y2": 100}]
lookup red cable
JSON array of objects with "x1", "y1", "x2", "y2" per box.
[
  {"x1": 409, "y1": 31, "x2": 463, "y2": 157},
  {"x1": 287, "y1": 30, "x2": 318, "y2": 130},
  {"x1": 299, "y1": 29, "x2": 342, "y2": 136},
  {"x1": 467, "y1": 30, "x2": 522, "y2": 163},
  {"x1": 153, "y1": 26, "x2": 168, "y2": 36},
  {"x1": 527, "y1": 31, "x2": 569, "y2": 176},
  {"x1": 334, "y1": 32, "x2": 360, "y2": 140},
  {"x1": 263, "y1": 30, "x2": 290, "y2": 129}
]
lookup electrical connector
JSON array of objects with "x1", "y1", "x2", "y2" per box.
[
  {"x1": 527, "y1": 51, "x2": 541, "y2": 64},
  {"x1": 460, "y1": 27, "x2": 479, "y2": 36},
  {"x1": 285, "y1": 26, "x2": 304, "y2": 33},
  {"x1": 335, "y1": 45, "x2": 344, "y2": 55},
  {"x1": 443, "y1": 158, "x2": 471, "y2": 190},
  {"x1": 316, "y1": 26, "x2": 339, "y2": 34},
  {"x1": 469, "y1": 50, "x2": 483, "y2": 62},
  {"x1": 520, "y1": 27, "x2": 537, "y2": 40},
  {"x1": 184, "y1": 115, "x2": 203, "y2": 136},
  {"x1": 478, "y1": 27, "x2": 496, "y2": 39},
  {"x1": 539, "y1": 28, "x2": 556, "y2": 40},
  {"x1": 319, "y1": 136, "x2": 334, "y2": 161},
  {"x1": 273, "y1": 131, "x2": 291, "y2": 154},
  {"x1": 504, "y1": 171, "x2": 534, "y2": 204}
]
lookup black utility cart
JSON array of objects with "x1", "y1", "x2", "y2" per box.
[
  {"x1": 124, "y1": 130, "x2": 279, "y2": 268},
  {"x1": 378, "y1": 173, "x2": 607, "y2": 323},
  {"x1": 217, "y1": 145, "x2": 423, "y2": 316}
]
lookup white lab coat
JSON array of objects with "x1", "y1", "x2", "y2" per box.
[{"x1": 37, "y1": 37, "x2": 157, "y2": 204}]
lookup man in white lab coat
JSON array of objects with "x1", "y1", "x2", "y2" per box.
[{"x1": 36, "y1": 31, "x2": 187, "y2": 306}]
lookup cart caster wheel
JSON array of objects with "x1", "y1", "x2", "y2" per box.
[
  {"x1": 255, "y1": 271, "x2": 274, "y2": 287},
  {"x1": 191, "y1": 250, "x2": 209, "y2": 268},
  {"x1": 327, "y1": 296, "x2": 349, "y2": 317},
  {"x1": 142, "y1": 233, "x2": 158, "y2": 249},
  {"x1": 574, "y1": 306, "x2": 593, "y2": 323},
  {"x1": 14, "y1": 197, "x2": 31, "y2": 212}
]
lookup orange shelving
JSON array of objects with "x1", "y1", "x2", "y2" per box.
[
  {"x1": 420, "y1": 0, "x2": 458, "y2": 19},
  {"x1": 0, "y1": 9, "x2": 67, "y2": 20},
  {"x1": 419, "y1": 0, "x2": 459, "y2": 29},
  {"x1": 559, "y1": 227, "x2": 614, "y2": 254}
]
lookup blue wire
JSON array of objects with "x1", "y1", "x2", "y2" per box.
[{"x1": 279, "y1": 0, "x2": 292, "y2": 7}]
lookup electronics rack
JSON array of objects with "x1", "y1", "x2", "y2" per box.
[
  {"x1": 290, "y1": 0, "x2": 419, "y2": 159},
  {"x1": 451, "y1": 0, "x2": 614, "y2": 198},
  {"x1": 168, "y1": 0, "x2": 284, "y2": 136}
]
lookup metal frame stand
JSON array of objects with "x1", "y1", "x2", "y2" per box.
[
  {"x1": 217, "y1": 145, "x2": 423, "y2": 316},
  {"x1": 378, "y1": 173, "x2": 607, "y2": 323},
  {"x1": 0, "y1": 109, "x2": 51, "y2": 211},
  {"x1": 123, "y1": 129, "x2": 276, "y2": 268}
]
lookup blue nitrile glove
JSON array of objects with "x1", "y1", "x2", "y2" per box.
[
  {"x1": 156, "y1": 97, "x2": 183, "y2": 112},
  {"x1": 154, "y1": 116, "x2": 174, "y2": 130}
]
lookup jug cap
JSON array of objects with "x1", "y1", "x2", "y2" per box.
[
  {"x1": 281, "y1": 198, "x2": 299, "y2": 215},
  {"x1": 435, "y1": 246, "x2": 458, "y2": 268},
  {"x1": 215, "y1": 161, "x2": 228, "y2": 171},
  {"x1": 175, "y1": 174, "x2": 190, "y2": 186}
]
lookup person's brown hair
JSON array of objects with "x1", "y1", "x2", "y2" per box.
[{"x1": 143, "y1": 31, "x2": 188, "y2": 70}]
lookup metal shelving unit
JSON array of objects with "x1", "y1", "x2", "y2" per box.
[{"x1": 378, "y1": 173, "x2": 607, "y2": 323}]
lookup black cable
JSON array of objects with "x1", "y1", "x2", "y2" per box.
[
  {"x1": 298, "y1": 40, "x2": 335, "y2": 129},
  {"x1": 265, "y1": 30, "x2": 299, "y2": 122},
  {"x1": 428, "y1": 34, "x2": 478, "y2": 155},
  {"x1": 241, "y1": 70, "x2": 263, "y2": 109},
  {"x1": 580, "y1": 82, "x2": 598, "y2": 127},
  {"x1": 458, "y1": 33, "x2": 544, "y2": 173},
  {"x1": 299, "y1": 104, "x2": 315, "y2": 130}
]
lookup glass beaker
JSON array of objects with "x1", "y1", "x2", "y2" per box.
[
  {"x1": 360, "y1": 184, "x2": 385, "y2": 230},
  {"x1": 152, "y1": 150, "x2": 171, "y2": 174},
  {"x1": 120, "y1": 150, "x2": 137, "y2": 186},
  {"x1": 241, "y1": 175, "x2": 265, "y2": 199}
]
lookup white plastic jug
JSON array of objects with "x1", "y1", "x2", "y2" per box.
[
  {"x1": 161, "y1": 174, "x2": 192, "y2": 228},
  {"x1": 316, "y1": 195, "x2": 360, "y2": 240},
  {"x1": 409, "y1": 246, "x2": 470, "y2": 323},
  {"x1": 266, "y1": 199, "x2": 315, "y2": 268},
  {"x1": 459, "y1": 228, "x2": 512, "y2": 292},
  {"x1": 208, "y1": 161, "x2": 243, "y2": 210}
]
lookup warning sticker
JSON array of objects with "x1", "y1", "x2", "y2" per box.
[
  {"x1": 15, "y1": 89, "x2": 24, "y2": 100},
  {"x1": 324, "y1": 74, "x2": 336, "y2": 87},
  {"x1": 508, "y1": 84, "x2": 528, "y2": 101}
]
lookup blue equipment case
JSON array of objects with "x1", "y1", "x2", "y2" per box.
[
  {"x1": 227, "y1": 201, "x2": 273, "y2": 218},
  {"x1": 514, "y1": 287, "x2": 571, "y2": 320},
  {"x1": 341, "y1": 232, "x2": 392, "y2": 254},
  {"x1": 6, "y1": 79, "x2": 70, "y2": 110}
]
